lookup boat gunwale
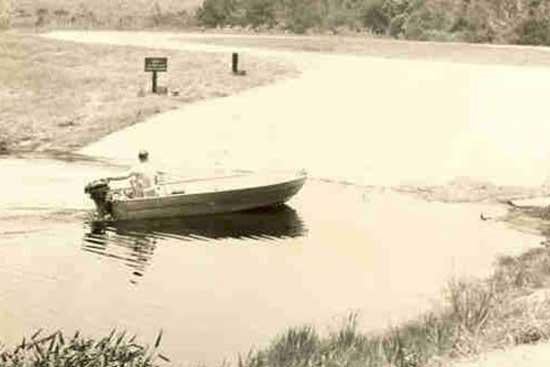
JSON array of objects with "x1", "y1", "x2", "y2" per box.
[{"x1": 112, "y1": 173, "x2": 308, "y2": 206}]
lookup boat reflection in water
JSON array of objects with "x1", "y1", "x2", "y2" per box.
[{"x1": 82, "y1": 205, "x2": 306, "y2": 280}]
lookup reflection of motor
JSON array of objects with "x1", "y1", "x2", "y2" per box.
[{"x1": 84, "y1": 179, "x2": 113, "y2": 219}]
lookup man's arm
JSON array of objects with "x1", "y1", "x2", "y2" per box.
[{"x1": 106, "y1": 170, "x2": 133, "y2": 182}]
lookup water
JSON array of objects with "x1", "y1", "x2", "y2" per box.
[
  {"x1": 82, "y1": 205, "x2": 307, "y2": 280},
  {"x1": 0, "y1": 156, "x2": 542, "y2": 365},
  {"x1": 47, "y1": 31, "x2": 550, "y2": 187},
  {"x1": 3, "y1": 31, "x2": 550, "y2": 365}
]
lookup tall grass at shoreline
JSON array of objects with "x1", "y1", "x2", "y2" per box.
[
  {"x1": 0, "y1": 330, "x2": 168, "y2": 367},
  {"x1": 237, "y1": 246, "x2": 550, "y2": 367},
  {"x1": 2, "y1": 246, "x2": 550, "y2": 366}
]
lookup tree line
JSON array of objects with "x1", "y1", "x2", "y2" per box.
[{"x1": 196, "y1": 0, "x2": 550, "y2": 45}]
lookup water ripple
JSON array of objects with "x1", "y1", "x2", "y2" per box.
[{"x1": 82, "y1": 205, "x2": 306, "y2": 279}]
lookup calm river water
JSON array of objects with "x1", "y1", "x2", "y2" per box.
[
  {"x1": 0, "y1": 155, "x2": 541, "y2": 365},
  {"x1": 4, "y1": 31, "x2": 550, "y2": 365}
]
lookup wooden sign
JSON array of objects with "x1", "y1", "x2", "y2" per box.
[
  {"x1": 145, "y1": 57, "x2": 167, "y2": 72},
  {"x1": 145, "y1": 57, "x2": 167, "y2": 93}
]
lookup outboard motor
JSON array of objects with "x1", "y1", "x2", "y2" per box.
[{"x1": 84, "y1": 179, "x2": 112, "y2": 219}]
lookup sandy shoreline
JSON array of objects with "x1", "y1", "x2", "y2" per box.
[{"x1": 451, "y1": 342, "x2": 550, "y2": 367}]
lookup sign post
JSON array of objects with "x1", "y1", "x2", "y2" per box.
[{"x1": 145, "y1": 57, "x2": 168, "y2": 93}]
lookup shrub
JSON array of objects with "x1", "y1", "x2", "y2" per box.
[
  {"x1": 285, "y1": 0, "x2": 322, "y2": 34},
  {"x1": 191, "y1": 0, "x2": 550, "y2": 43},
  {"x1": 389, "y1": 13, "x2": 408, "y2": 37},
  {"x1": 387, "y1": 0, "x2": 415, "y2": 16},
  {"x1": 447, "y1": 279, "x2": 497, "y2": 334},
  {"x1": 515, "y1": 17, "x2": 550, "y2": 46},
  {"x1": 35, "y1": 8, "x2": 49, "y2": 27},
  {"x1": 151, "y1": 1, "x2": 163, "y2": 27},
  {"x1": 359, "y1": 0, "x2": 391, "y2": 34},
  {"x1": 53, "y1": 8, "x2": 69, "y2": 17},
  {"x1": 422, "y1": 28, "x2": 457, "y2": 42},
  {"x1": 451, "y1": 4, "x2": 496, "y2": 43},
  {"x1": 244, "y1": 0, "x2": 275, "y2": 28},
  {"x1": 379, "y1": 0, "x2": 422, "y2": 37},
  {"x1": 403, "y1": 8, "x2": 451, "y2": 40},
  {"x1": 450, "y1": 16, "x2": 472, "y2": 33},
  {"x1": 148, "y1": 8, "x2": 195, "y2": 29},
  {"x1": 325, "y1": 9, "x2": 358, "y2": 31},
  {"x1": 196, "y1": 0, "x2": 237, "y2": 27},
  {"x1": 0, "y1": 139, "x2": 8, "y2": 154},
  {"x1": 0, "y1": 0, "x2": 10, "y2": 29}
]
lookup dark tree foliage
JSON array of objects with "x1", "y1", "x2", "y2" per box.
[
  {"x1": 196, "y1": 0, "x2": 237, "y2": 27},
  {"x1": 244, "y1": 0, "x2": 276, "y2": 27},
  {"x1": 194, "y1": 0, "x2": 550, "y2": 47},
  {"x1": 516, "y1": 17, "x2": 550, "y2": 46}
]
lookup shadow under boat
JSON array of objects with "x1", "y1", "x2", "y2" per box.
[{"x1": 82, "y1": 205, "x2": 307, "y2": 280}]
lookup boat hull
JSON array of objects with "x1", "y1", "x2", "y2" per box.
[{"x1": 110, "y1": 174, "x2": 306, "y2": 221}]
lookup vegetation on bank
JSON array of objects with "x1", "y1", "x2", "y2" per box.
[
  {"x1": 195, "y1": 0, "x2": 550, "y2": 45},
  {"x1": 0, "y1": 0, "x2": 10, "y2": 29},
  {"x1": 3, "y1": 242, "x2": 550, "y2": 367},
  {"x1": 0, "y1": 330, "x2": 168, "y2": 367},
  {"x1": 0, "y1": 33, "x2": 296, "y2": 154},
  {"x1": 6, "y1": 0, "x2": 201, "y2": 30},
  {"x1": 233, "y1": 245, "x2": 550, "y2": 367},
  {"x1": 5, "y1": 0, "x2": 550, "y2": 46},
  {"x1": 3, "y1": 0, "x2": 550, "y2": 46}
]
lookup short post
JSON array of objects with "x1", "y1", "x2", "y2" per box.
[
  {"x1": 232, "y1": 52, "x2": 239, "y2": 74},
  {"x1": 145, "y1": 57, "x2": 168, "y2": 93},
  {"x1": 231, "y1": 52, "x2": 246, "y2": 76},
  {"x1": 152, "y1": 70, "x2": 158, "y2": 94}
]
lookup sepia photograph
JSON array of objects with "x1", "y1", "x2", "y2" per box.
[{"x1": 3, "y1": 0, "x2": 550, "y2": 366}]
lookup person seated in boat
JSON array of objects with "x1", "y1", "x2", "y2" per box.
[{"x1": 106, "y1": 150, "x2": 163, "y2": 198}]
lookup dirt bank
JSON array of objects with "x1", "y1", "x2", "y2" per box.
[
  {"x1": 395, "y1": 178, "x2": 550, "y2": 205},
  {"x1": 174, "y1": 33, "x2": 550, "y2": 67},
  {"x1": 451, "y1": 343, "x2": 550, "y2": 367},
  {"x1": 0, "y1": 32, "x2": 297, "y2": 154}
]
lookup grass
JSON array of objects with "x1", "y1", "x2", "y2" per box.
[
  {"x1": 3, "y1": 213, "x2": 550, "y2": 366},
  {"x1": 0, "y1": 32, "x2": 297, "y2": 154},
  {"x1": 0, "y1": 329, "x2": 168, "y2": 367},
  {"x1": 395, "y1": 177, "x2": 550, "y2": 204},
  {"x1": 233, "y1": 245, "x2": 550, "y2": 367},
  {"x1": 173, "y1": 33, "x2": 550, "y2": 67},
  {"x1": 11, "y1": 0, "x2": 202, "y2": 29}
]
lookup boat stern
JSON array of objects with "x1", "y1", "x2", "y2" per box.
[{"x1": 84, "y1": 179, "x2": 113, "y2": 219}]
